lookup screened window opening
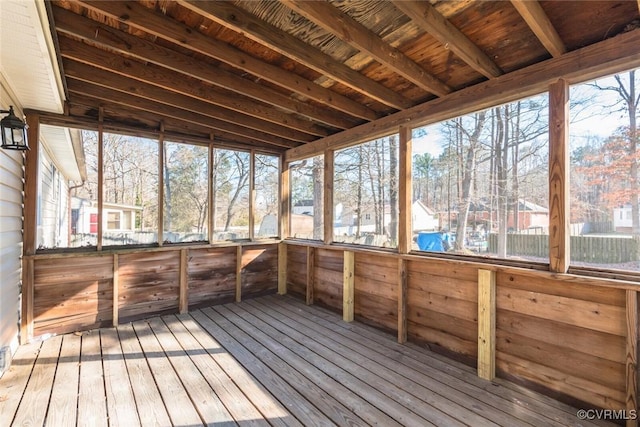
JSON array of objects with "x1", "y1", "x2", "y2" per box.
[{"x1": 411, "y1": 94, "x2": 549, "y2": 262}]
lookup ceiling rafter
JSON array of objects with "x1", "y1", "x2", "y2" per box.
[
  {"x1": 54, "y1": 99, "x2": 285, "y2": 153},
  {"x1": 58, "y1": 36, "x2": 331, "y2": 138},
  {"x1": 392, "y1": 1, "x2": 502, "y2": 79},
  {"x1": 51, "y1": 7, "x2": 355, "y2": 131},
  {"x1": 510, "y1": 0, "x2": 566, "y2": 58},
  {"x1": 66, "y1": 79, "x2": 299, "y2": 149},
  {"x1": 177, "y1": 0, "x2": 414, "y2": 110},
  {"x1": 313, "y1": 21, "x2": 421, "y2": 91},
  {"x1": 63, "y1": 60, "x2": 316, "y2": 143},
  {"x1": 75, "y1": 0, "x2": 376, "y2": 124},
  {"x1": 281, "y1": 0, "x2": 452, "y2": 97}
]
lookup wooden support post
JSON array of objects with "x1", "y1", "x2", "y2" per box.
[
  {"x1": 97, "y1": 108, "x2": 104, "y2": 251},
  {"x1": 20, "y1": 258, "x2": 34, "y2": 344},
  {"x1": 236, "y1": 245, "x2": 242, "y2": 303},
  {"x1": 478, "y1": 269, "x2": 496, "y2": 380},
  {"x1": 249, "y1": 150, "x2": 255, "y2": 241},
  {"x1": 179, "y1": 249, "x2": 189, "y2": 314},
  {"x1": 306, "y1": 247, "x2": 315, "y2": 305},
  {"x1": 208, "y1": 143, "x2": 215, "y2": 243},
  {"x1": 397, "y1": 258, "x2": 407, "y2": 343},
  {"x1": 324, "y1": 150, "x2": 334, "y2": 245},
  {"x1": 549, "y1": 79, "x2": 570, "y2": 273},
  {"x1": 626, "y1": 290, "x2": 638, "y2": 427},
  {"x1": 398, "y1": 126, "x2": 412, "y2": 254},
  {"x1": 278, "y1": 242, "x2": 287, "y2": 295},
  {"x1": 280, "y1": 159, "x2": 290, "y2": 239},
  {"x1": 23, "y1": 112, "x2": 38, "y2": 256},
  {"x1": 343, "y1": 251, "x2": 355, "y2": 322},
  {"x1": 113, "y1": 254, "x2": 119, "y2": 326},
  {"x1": 21, "y1": 111, "x2": 39, "y2": 343},
  {"x1": 158, "y1": 124, "x2": 165, "y2": 246}
]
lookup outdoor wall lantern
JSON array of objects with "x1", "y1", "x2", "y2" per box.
[{"x1": 1, "y1": 106, "x2": 28, "y2": 150}]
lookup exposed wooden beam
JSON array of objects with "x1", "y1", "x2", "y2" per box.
[
  {"x1": 66, "y1": 79, "x2": 300, "y2": 149},
  {"x1": 112, "y1": 254, "x2": 119, "y2": 327},
  {"x1": 323, "y1": 150, "x2": 334, "y2": 245},
  {"x1": 21, "y1": 112, "x2": 39, "y2": 343},
  {"x1": 626, "y1": 290, "x2": 638, "y2": 427},
  {"x1": 313, "y1": 21, "x2": 421, "y2": 91},
  {"x1": 75, "y1": 0, "x2": 376, "y2": 124},
  {"x1": 33, "y1": 107, "x2": 285, "y2": 154},
  {"x1": 306, "y1": 247, "x2": 315, "y2": 305},
  {"x1": 63, "y1": 59, "x2": 315, "y2": 144},
  {"x1": 343, "y1": 251, "x2": 355, "y2": 322},
  {"x1": 286, "y1": 27, "x2": 640, "y2": 161},
  {"x1": 57, "y1": 37, "x2": 332, "y2": 137},
  {"x1": 510, "y1": 0, "x2": 566, "y2": 58},
  {"x1": 398, "y1": 126, "x2": 412, "y2": 255},
  {"x1": 477, "y1": 269, "x2": 496, "y2": 380},
  {"x1": 236, "y1": 246, "x2": 243, "y2": 303},
  {"x1": 177, "y1": 0, "x2": 413, "y2": 110},
  {"x1": 65, "y1": 97, "x2": 279, "y2": 151},
  {"x1": 278, "y1": 242, "x2": 287, "y2": 295},
  {"x1": 51, "y1": 6, "x2": 356, "y2": 128},
  {"x1": 179, "y1": 249, "x2": 189, "y2": 314},
  {"x1": 397, "y1": 258, "x2": 407, "y2": 344},
  {"x1": 23, "y1": 112, "x2": 39, "y2": 256},
  {"x1": 282, "y1": 0, "x2": 452, "y2": 97},
  {"x1": 548, "y1": 79, "x2": 570, "y2": 273},
  {"x1": 392, "y1": 1, "x2": 502, "y2": 79}
]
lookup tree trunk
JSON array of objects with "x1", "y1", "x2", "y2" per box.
[
  {"x1": 454, "y1": 112, "x2": 487, "y2": 251},
  {"x1": 495, "y1": 106, "x2": 509, "y2": 258},
  {"x1": 627, "y1": 71, "x2": 639, "y2": 234},
  {"x1": 389, "y1": 135, "x2": 398, "y2": 244},
  {"x1": 163, "y1": 143, "x2": 172, "y2": 232},
  {"x1": 312, "y1": 156, "x2": 323, "y2": 240}
]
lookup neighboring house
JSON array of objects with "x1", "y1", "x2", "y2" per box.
[
  {"x1": 334, "y1": 202, "x2": 394, "y2": 236},
  {"x1": 72, "y1": 198, "x2": 143, "y2": 235},
  {"x1": 36, "y1": 126, "x2": 85, "y2": 249},
  {"x1": 412, "y1": 200, "x2": 438, "y2": 232},
  {"x1": 613, "y1": 204, "x2": 634, "y2": 233},
  {"x1": 292, "y1": 199, "x2": 314, "y2": 215},
  {"x1": 467, "y1": 199, "x2": 549, "y2": 231}
]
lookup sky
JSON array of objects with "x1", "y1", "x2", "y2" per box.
[{"x1": 411, "y1": 72, "x2": 636, "y2": 157}]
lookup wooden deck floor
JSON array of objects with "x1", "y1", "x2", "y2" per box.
[{"x1": 1, "y1": 294, "x2": 613, "y2": 427}]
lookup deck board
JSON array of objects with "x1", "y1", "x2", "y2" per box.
[
  {"x1": 77, "y1": 331, "x2": 108, "y2": 427},
  {"x1": 250, "y1": 297, "x2": 514, "y2": 426},
  {"x1": 0, "y1": 294, "x2": 616, "y2": 427},
  {"x1": 146, "y1": 317, "x2": 240, "y2": 426},
  {"x1": 46, "y1": 334, "x2": 81, "y2": 426},
  {"x1": 132, "y1": 320, "x2": 204, "y2": 426},
  {"x1": 117, "y1": 323, "x2": 172, "y2": 427},
  {"x1": 10, "y1": 336, "x2": 61, "y2": 427},
  {"x1": 0, "y1": 341, "x2": 41, "y2": 426},
  {"x1": 101, "y1": 328, "x2": 140, "y2": 427}
]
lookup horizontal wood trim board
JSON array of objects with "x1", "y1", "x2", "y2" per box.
[
  {"x1": 497, "y1": 310, "x2": 625, "y2": 364},
  {"x1": 496, "y1": 330, "x2": 624, "y2": 392},
  {"x1": 408, "y1": 321, "x2": 478, "y2": 359},
  {"x1": 497, "y1": 286, "x2": 626, "y2": 336},
  {"x1": 407, "y1": 272, "x2": 478, "y2": 303},
  {"x1": 408, "y1": 288, "x2": 478, "y2": 323},
  {"x1": 407, "y1": 306, "x2": 478, "y2": 343},
  {"x1": 496, "y1": 352, "x2": 625, "y2": 410}
]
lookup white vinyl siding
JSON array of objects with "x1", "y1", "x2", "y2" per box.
[
  {"x1": 0, "y1": 148, "x2": 23, "y2": 376},
  {"x1": 37, "y1": 148, "x2": 69, "y2": 249}
]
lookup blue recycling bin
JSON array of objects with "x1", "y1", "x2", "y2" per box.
[{"x1": 417, "y1": 232, "x2": 444, "y2": 252}]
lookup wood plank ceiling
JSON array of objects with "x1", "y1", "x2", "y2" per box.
[{"x1": 47, "y1": 0, "x2": 640, "y2": 153}]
